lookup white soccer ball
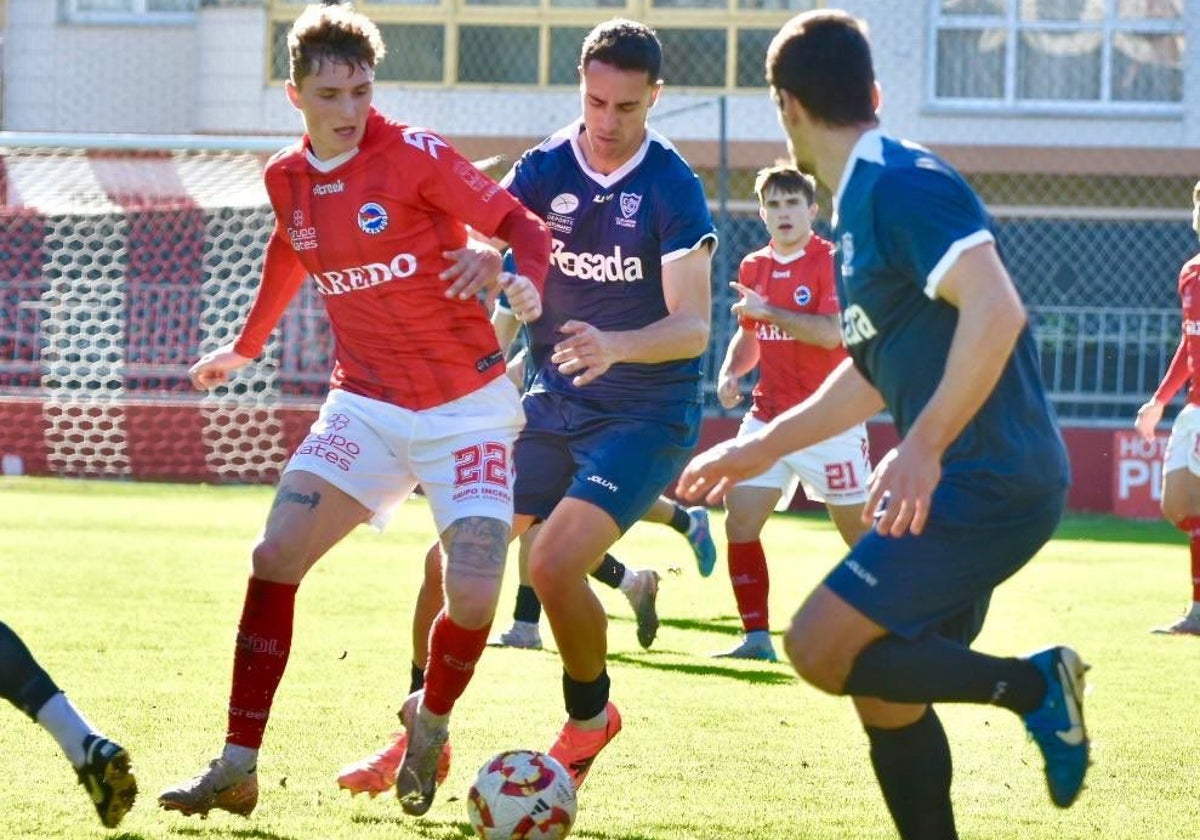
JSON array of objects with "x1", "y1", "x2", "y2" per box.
[{"x1": 466, "y1": 749, "x2": 577, "y2": 840}]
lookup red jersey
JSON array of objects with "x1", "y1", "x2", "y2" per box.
[
  {"x1": 738, "y1": 236, "x2": 846, "y2": 422},
  {"x1": 1153, "y1": 253, "x2": 1200, "y2": 407},
  {"x1": 235, "y1": 109, "x2": 531, "y2": 410}
]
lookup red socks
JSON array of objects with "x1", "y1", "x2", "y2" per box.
[
  {"x1": 728, "y1": 541, "x2": 770, "y2": 634},
  {"x1": 423, "y1": 611, "x2": 490, "y2": 716},
  {"x1": 226, "y1": 576, "x2": 298, "y2": 749},
  {"x1": 1181, "y1": 516, "x2": 1200, "y2": 603}
]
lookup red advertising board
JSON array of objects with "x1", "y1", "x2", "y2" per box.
[{"x1": 1111, "y1": 429, "x2": 1168, "y2": 520}]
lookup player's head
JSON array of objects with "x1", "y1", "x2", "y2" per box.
[
  {"x1": 754, "y1": 164, "x2": 818, "y2": 251},
  {"x1": 576, "y1": 19, "x2": 663, "y2": 175},
  {"x1": 1192, "y1": 178, "x2": 1200, "y2": 239},
  {"x1": 765, "y1": 10, "x2": 878, "y2": 172},
  {"x1": 284, "y1": 3, "x2": 386, "y2": 160}
]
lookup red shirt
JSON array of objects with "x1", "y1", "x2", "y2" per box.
[
  {"x1": 738, "y1": 236, "x2": 845, "y2": 422},
  {"x1": 235, "y1": 109, "x2": 533, "y2": 410},
  {"x1": 1154, "y1": 253, "x2": 1200, "y2": 407}
]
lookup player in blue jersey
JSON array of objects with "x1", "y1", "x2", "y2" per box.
[
  {"x1": 507, "y1": 18, "x2": 715, "y2": 789},
  {"x1": 677, "y1": 10, "x2": 1087, "y2": 839}
]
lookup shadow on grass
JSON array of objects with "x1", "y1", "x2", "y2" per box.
[
  {"x1": 348, "y1": 812, "x2": 475, "y2": 838},
  {"x1": 607, "y1": 651, "x2": 794, "y2": 685},
  {"x1": 172, "y1": 826, "x2": 299, "y2": 840}
]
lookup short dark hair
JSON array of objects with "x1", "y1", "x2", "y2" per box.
[
  {"x1": 580, "y1": 18, "x2": 662, "y2": 82},
  {"x1": 754, "y1": 164, "x2": 817, "y2": 206},
  {"x1": 288, "y1": 2, "x2": 386, "y2": 86},
  {"x1": 766, "y1": 10, "x2": 876, "y2": 127}
]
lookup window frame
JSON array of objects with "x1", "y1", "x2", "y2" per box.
[
  {"x1": 926, "y1": 0, "x2": 1185, "y2": 116},
  {"x1": 64, "y1": 0, "x2": 199, "y2": 25}
]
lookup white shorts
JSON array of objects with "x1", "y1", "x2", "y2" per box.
[
  {"x1": 735, "y1": 414, "x2": 871, "y2": 509},
  {"x1": 1164, "y1": 402, "x2": 1200, "y2": 477},
  {"x1": 283, "y1": 377, "x2": 525, "y2": 532}
]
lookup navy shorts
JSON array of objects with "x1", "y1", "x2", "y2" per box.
[
  {"x1": 514, "y1": 389, "x2": 701, "y2": 533},
  {"x1": 824, "y1": 480, "x2": 1067, "y2": 645}
]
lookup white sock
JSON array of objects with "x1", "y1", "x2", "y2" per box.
[
  {"x1": 618, "y1": 568, "x2": 637, "y2": 593},
  {"x1": 36, "y1": 692, "x2": 96, "y2": 767},
  {"x1": 221, "y1": 743, "x2": 259, "y2": 773},
  {"x1": 572, "y1": 706, "x2": 608, "y2": 731}
]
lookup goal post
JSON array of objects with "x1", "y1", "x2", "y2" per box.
[{"x1": 0, "y1": 131, "x2": 327, "y2": 483}]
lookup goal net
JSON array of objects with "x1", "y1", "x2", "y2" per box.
[{"x1": 0, "y1": 135, "x2": 333, "y2": 482}]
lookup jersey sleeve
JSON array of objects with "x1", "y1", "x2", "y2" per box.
[
  {"x1": 813, "y1": 241, "x2": 841, "y2": 316},
  {"x1": 656, "y1": 163, "x2": 717, "y2": 263},
  {"x1": 409, "y1": 130, "x2": 522, "y2": 239},
  {"x1": 873, "y1": 165, "x2": 994, "y2": 300},
  {"x1": 499, "y1": 153, "x2": 546, "y2": 220},
  {"x1": 232, "y1": 222, "x2": 307, "y2": 359},
  {"x1": 1154, "y1": 337, "x2": 1189, "y2": 404},
  {"x1": 735, "y1": 256, "x2": 757, "y2": 330}
]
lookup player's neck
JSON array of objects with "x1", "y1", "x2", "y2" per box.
[
  {"x1": 813, "y1": 122, "x2": 877, "y2": 194},
  {"x1": 772, "y1": 231, "x2": 811, "y2": 258}
]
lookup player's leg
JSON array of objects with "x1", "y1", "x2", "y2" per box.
[
  {"x1": 853, "y1": 698, "x2": 957, "y2": 840},
  {"x1": 160, "y1": 470, "x2": 371, "y2": 818},
  {"x1": 337, "y1": 539, "x2": 449, "y2": 797},
  {"x1": 0, "y1": 622, "x2": 137, "y2": 827},
  {"x1": 492, "y1": 521, "x2": 546, "y2": 649},
  {"x1": 785, "y1": 485, "x2": 1089, "y2": 811},
  {"x1": 1154, "y1": 404, "x2": 1200, "y2": 634},
  {"x1": 714, "y1": 483, "x2": 779, "y2": 661},
  {"x1": 395, "y1": 376, "x2": 524, "y2": 815},
  {"x1": 641, "y1": 494, "x2": 717, "y2": 577}
]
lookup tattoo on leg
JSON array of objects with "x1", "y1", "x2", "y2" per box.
[
  {"x1": 273, "y1": 486, "x2": 322, "y2": 511},
  {"x1": 444, "y1": 516, "x2": 508, "y2": 581}
]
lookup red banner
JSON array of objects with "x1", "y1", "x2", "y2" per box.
[{"x1": 1111, "y1": 429, "x2": 1168, "y2": 520}]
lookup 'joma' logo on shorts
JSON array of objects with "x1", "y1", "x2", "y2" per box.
[{"x1": 844, "y1": 559, "x2": 878, "y2": 587}]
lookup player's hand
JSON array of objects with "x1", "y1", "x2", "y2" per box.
[
  {"x1": 730, "y1": 281, "x2": 769, "y2": 321},
  {"x1": 551, "y1": 320, "x2": 618, "y2": 386},
  {"x1": 188, "y1": 344, "x2": 251, "y2": 391},
  {"x1": 717, "y1": 373, "x2": 743, "y2": 409},
  {"x1": 676, "y1": 436, "x2": 775, "y2": 505},
  {"x1": 441, "y1": 245, "x2": 502, "y2": 302},
  {"x1": 862, "y1": 441, "x2": 941, "y2": 537},
  {"x1": 498, "y1": 273, "x2": 542, "y2": 323},
  {"x1": 1135, "y1": 398, "x2": 1164, "y2": 443}
]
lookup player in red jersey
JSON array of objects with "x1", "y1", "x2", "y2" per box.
[
  {"x1": 1135, "y1": 178, "x2": 1200, "y2": 636},
  {"x1": 712, "y1": 164, "x2": 870, "y2": 661},
  {"x1": 157, "y1": 3, "x2": 551, "y2": 820}
]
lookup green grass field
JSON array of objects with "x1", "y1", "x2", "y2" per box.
[{"x1": 1, "y1": 477, "x2": 1198, "y2": 839}]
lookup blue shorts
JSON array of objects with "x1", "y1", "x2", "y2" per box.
[
  {"x1": 824, "y1": 481, "x2": 1067, "y2": 645},
  {"x1": 514, "y1": 389, "x2": 701, "y2": 533}
]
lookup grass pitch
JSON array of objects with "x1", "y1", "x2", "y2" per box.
[{"x1": 1, "y1": 477, "x2": 1198, "y2": 839}]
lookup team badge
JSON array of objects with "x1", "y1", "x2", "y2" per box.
[
  {"x1": 793, "y1": 285, "x2": 812, "y2": 306},
  {"x1": 840, "y1": 233, "x2": 855, "y2": 277},
  {"x1": 358, "y1": 202, "x2": 389, "y2": 235},
  {"x1": 550, "y1": 193, "x2": 579, "y2": 214},
  {"x1": 619, "y1": 192, "x2": 642, "y2": 219}
]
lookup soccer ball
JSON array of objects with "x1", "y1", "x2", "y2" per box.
[{"x1": 467, "y1": 749, "x2": 577, "y2": 840}]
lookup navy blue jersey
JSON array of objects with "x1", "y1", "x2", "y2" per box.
[
  {"x1": 833, "y1": 130, "x2": 1068, "y2": 494},
  {"x1": 501, "y1": 121, "x2": 717, "y2": 405}
]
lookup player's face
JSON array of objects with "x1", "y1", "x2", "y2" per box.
[
  {"x1": 578, "y1": 60, "x2": 661, "y2": 175},
  {"x1": 760, "y1": 187, "x2": 816, "y2": 252},
  {"x1": 286, "y1": 60, "x2": 374, "y2": 161}
]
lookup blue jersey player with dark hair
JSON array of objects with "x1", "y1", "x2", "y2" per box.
[
  {"x1": 506, "y1": 17, "x2": 715, "y2": 789},
  {"x1": 677, "y1": 9, "x2": 1087, "y2": 839}
]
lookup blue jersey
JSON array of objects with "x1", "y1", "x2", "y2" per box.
[
  {"x1": 502, "y1": 121, "x2": 717, "y2": 406},
  {"x1": 833, "y1": 130, "x2": 1068, "y2": 494}
]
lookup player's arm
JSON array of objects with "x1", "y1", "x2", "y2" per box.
[
  {"x1": 867, "y1": 240, "x2": 1025, "y2": 537},
  {"x1": 190, "y1": 230, "x2": 306, "y2": 390},
  {"x1": 552, "y1": 245, "x2": 712, "y2": 387},
  {"x1": 677, "y1": 357, "x2": 884, "y2": 504},
  {"x1": 1136, "y1": 337, "x2": 1186, "y2": 442},
  {"x1": 717, "y1": 326, "x2": 759, "y2": 409},
  {"x1": 731, "y1": 281, "x2": 840, "y2": 348}
]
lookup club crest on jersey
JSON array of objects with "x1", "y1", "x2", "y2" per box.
[
  {"x1": 551, "y1": 193, "x2": 579, "y2": 214},
  {"x1": 616, "y1": 192, "x2": 641, "y2": 229},
  {"x1": 358, "y1": 202, "x2": 389, "y2": 235},
  {"x1": 840, "y1": 233, "x2": 855, "y2": 277},
  {"x1": 793, "y1": 285, "x2": 812, "y2": 306}
]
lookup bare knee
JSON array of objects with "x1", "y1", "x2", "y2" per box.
[
  {"x1": 784, "y1": 613, "x2": 850, "y2": 695},
  {"x1": 250, "y1": 536, "x2": 305, "y2": 583}
]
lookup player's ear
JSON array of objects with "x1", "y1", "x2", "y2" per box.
[
  {"x1": 872, "y1": 81, "x2": 882, "y2": 115},
  {"x1": 285, "y1": 80, "x2": 302, "y2": 111},
  {"x1": 648, "y1": 79, "x2": 663, "y2": 109}
]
